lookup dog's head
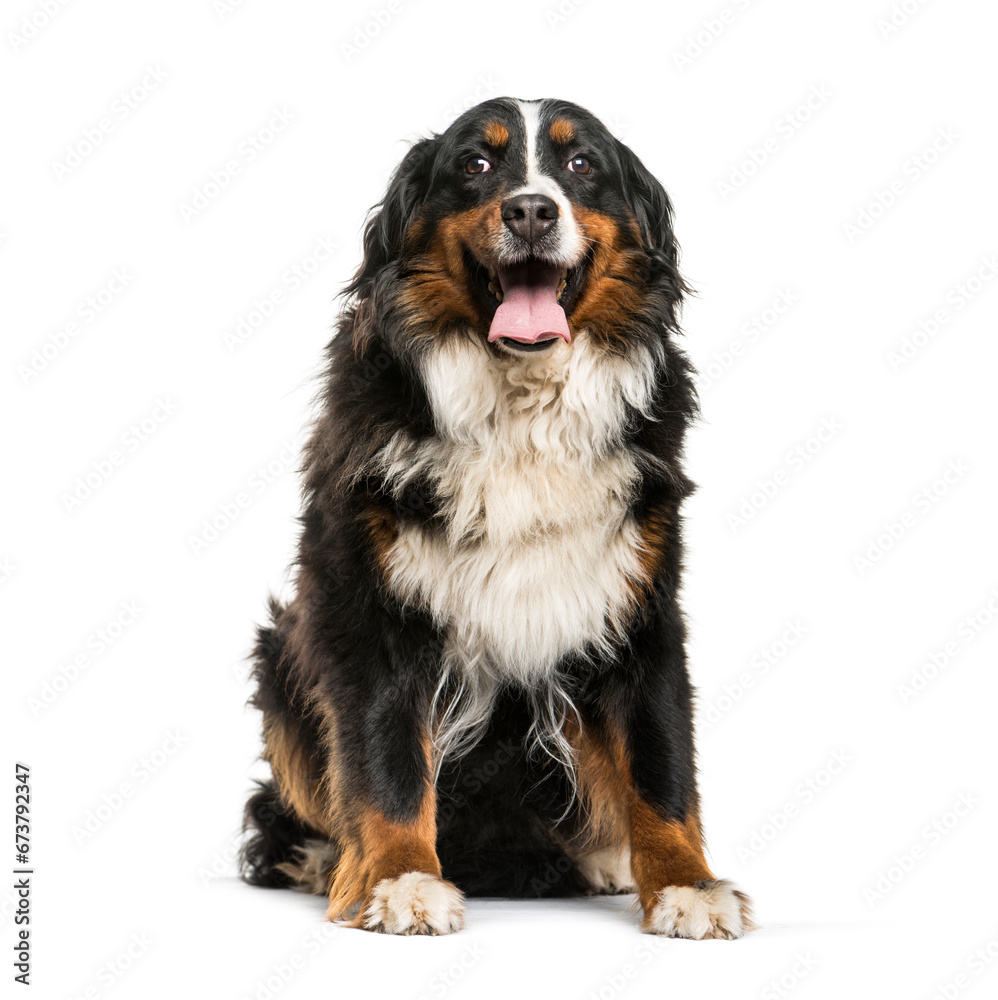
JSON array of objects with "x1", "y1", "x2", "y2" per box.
[{"x1": 348, "y1": 97, "x2": 685, "y2": 357}]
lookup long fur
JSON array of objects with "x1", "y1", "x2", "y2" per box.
[{"x1": 240, "y1": 97, "x2": 752, "y2": 936}]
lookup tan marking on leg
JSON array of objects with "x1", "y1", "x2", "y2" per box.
[
  {"x1": 325, "y1": 735, "x2": 444, "y2": 925},
  {"x1": 569, "y1": 719, "x2": 714, "y2": 916},
  {"x1": 263, "y1": 714, "x2": 331, "y2": 836},
  {"x1": 570, "y1": 717, "x2": 630, "y2": 849},
  {"x1": 630, "y1": 804, "x2": 713, "y2": 916}
]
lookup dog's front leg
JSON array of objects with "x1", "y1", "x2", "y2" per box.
[
  {"x1": 323, "y1": 662, "x2": 465, "y2": 935},
  {"x1": 624, "y1": 639, "x2": 755, "y2": 939},
  {"x1": 577, "y1": 616, "x2": 755, "y2": 939}
]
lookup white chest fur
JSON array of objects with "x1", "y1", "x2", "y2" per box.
[{"x1": 375, "y1": 331, "x2": 661, "y2": 685}]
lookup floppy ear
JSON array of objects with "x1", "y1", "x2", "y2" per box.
[
  {"x1": 344, "y1": 136, "x2": 437, "y2": 299},
  {"x1": 615, "y1": 139, "x2": 681, "y2": 270}
]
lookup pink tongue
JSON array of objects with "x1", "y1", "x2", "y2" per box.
[{"x1": 488, "y1": 263, "x2": 571, "y2": 344}]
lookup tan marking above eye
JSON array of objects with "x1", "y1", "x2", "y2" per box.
[
  {"x1": 549, "y1": 119, "x2": 575, "y2": 145},
  {"x1": 483, "y1": 121, "x2": 509, "y2": 146}
]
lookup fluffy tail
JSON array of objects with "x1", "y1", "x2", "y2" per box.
[{"x1": 239, "y1": 779, "x2": 316, "y2": 888}]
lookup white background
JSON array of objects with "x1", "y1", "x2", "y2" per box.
[{"x1": 3, "y1": 0, "x2": 998, "y2": 997}]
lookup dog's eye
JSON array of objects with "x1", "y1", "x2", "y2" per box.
[
  {"x1": 465, "y1": 156, "x2": 491, "y2": 174},
  {"x1": 567, "y1": 156, "x2": 592, "y2": 174}
]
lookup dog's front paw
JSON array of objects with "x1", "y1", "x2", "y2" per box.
[
  {"x1": 364, "y1": 872, "x2": 466, "y2": 935},
  {"x1": 644, "y1": 879, "x2": 754, "y2": 939}
]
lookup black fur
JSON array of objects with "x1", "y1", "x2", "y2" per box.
[
  {"x1": 240, "y1": 98, "x2": 729, "y2": 919},
  {"x1": 240, "y1": 779, "x2": 312, "y2": 889}
]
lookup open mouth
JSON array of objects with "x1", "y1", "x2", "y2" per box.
[{"x1": 471, "y1": 255, "x2": 586, "y2": 353}]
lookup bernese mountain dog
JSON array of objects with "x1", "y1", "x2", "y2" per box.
[{"x1": 241, "y1": 97, "x2": 754, "y2": 939}]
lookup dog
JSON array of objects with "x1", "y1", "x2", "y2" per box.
[{"x1": 240, "y1": 97, "x2": 754, "y2": 939}]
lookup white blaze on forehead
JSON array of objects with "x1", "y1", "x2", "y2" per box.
[
  {"x1": 518, "y1": 99, "x2": 547, "y2": 188},
  {"x1": 511, "y1": 99, "x2": 585, "y2": 264}
]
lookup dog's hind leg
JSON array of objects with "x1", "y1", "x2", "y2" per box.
[{"x1": 241, "y1": 599, "x2": 338, "y2": 893}]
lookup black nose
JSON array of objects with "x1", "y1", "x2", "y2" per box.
[{"x1": 502, "y1": 193, "x2": 559, "y2": 243}]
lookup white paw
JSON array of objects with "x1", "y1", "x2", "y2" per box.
[
  {"x1": 577, "y1": 846, "x2": 635, "y2": 895},
  {"x1": 364, "y1": 872, "x2": 466, "y2": 935},
  {"x1": 645, "y1": 879, "x2": 754, "y2": 939}
]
